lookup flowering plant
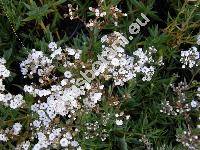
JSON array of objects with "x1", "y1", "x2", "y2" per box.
[{"x1": 0, "y1": 0, "x2": 199, "y2": 149}]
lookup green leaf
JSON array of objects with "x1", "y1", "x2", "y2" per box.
[
  {"x1": 3, "y1": 48, "x2": 12, "y2": 60},
  {"x1": 118, "y1": 136, "x2": 128, "y2": 150}
]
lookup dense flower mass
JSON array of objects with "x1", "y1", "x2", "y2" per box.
[
  {"x1": 1, "y1": 0, "x2": 200, "y2": 149},
  {"x1": 0, "y1": 29, "x2": 199, "y2": 149},
  {"x1": 0, "y1": 28, "x2": 199, "y2": 149},
  {"x1": 95, "y1": 32, "x2": 161, "y2": 85},
  {"x1": 180, "y1": 46, "x2": 199, "y2": 68},
  {"x1": 0, "y1": 31, "x2": 164, "y2": 149},
  {"x1": 0, "y1": 58, "x2": 25, "y2": 109}
]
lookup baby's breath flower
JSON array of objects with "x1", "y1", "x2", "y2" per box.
[
  {"x1": 60, "y1": 138, "x2": 69, "y2": 147},
  {"x1": 64, "y1": 71, "x2": 72, "y2": 78},
  {"x1": 116, "y1": 119, "x2": 123, "y2": 126},
  {"x1": 180, "y1": 46, "x2": 199, "y2": 68},
  {"x1": 48, "y1": 42, "x2": 57, "y2": 50},
  {"x1": 12, "y1": 123, "x2": 22, "y2": 135},
  {"x1": 191, "y1": 100, "x2": 197, "y2": 108},
  {"x1": 0, "y1": 133, "x2": 8, "y2": 142}
]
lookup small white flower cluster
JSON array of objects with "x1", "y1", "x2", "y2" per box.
[
  {"x1": 0, "y1": 132, "x2": 8, "y2": 142},
  {"x1": 84, "y1": 121, "x2": 100, "y2": 139},
  {"x1": 132, "y1": 47, "x2": 157, "y2": 81},
  {"x1": 190, "y1": 99, "x2": 199, "y2": 108},
  {"x1": 98, "y1": 33, "x2": 135, "y2": 85},
  {"x1": 64, "y1": 4, "x2": 79, "y2": 20},
  {"x1": 83, "y1": 120, "x2": 109, "y2": 142},
  {"x1": 60, "y1": 135, "x2": 80, "y2": 149},
  {"x1": 0, "y1": 122, "x2": 22, "y2": 143},
  {"x1": 197, "y1": 87, "x2": 200, "y2": 97},
  {"x1": 180, "y1": 46, "x2": 199, "y2": 68},
  {"x1": 29, "y1": 85, "x2": 83, "y2": 126},
  {"x1": 0, "y1": 58, "x2": 25, "y2": 109},
  {"x1": 15, "y1": 141, "x2": 30, "y2": 150},
  {"x1": 160, "y1": 100, "x2": 177, "y2": 115},
  {"x1": 96, "y1": 32, "x2": 158, "y2": 85},
  {"x1": 0, "y1": 58, "x2": 10, "y2": 93},
  {"x1": 115, "y1": 112, "x2": 130, "y2": 126},
  {"x1": 0, "y1": 93, "x2": 25, "y2": 109},
  {"x1": 24, "y1": 85, "x2": 51, "y2": 97},
  {"x1": 19, "y1": 42, "x2": 105, "y2": 149},
  {"x1": 87, "y1": 1, "x2": 127, "y2": 28},
  {"x1": 20, "y1": 43, "x2": 82, "y2": 85},
  {"x1": 115, "y1": 119, "x2": 123, "y2": 126},
  {"x1": 20, "y1": 49, "x2": 54, "y2": 80},
  {"x1": 21, "y1": 38, "x2": 134, "y2": 130},
  {"x1": 0, "y1": 58, "x2": 10, "y2": 78},
  {"x1": 176, "y1": 130, "x2": 199, "y2": 150},
  {"x1": 12, "y1": 122, "x2": 22, "y2": 135},
  {"x1": 82, "y1": 111, "x2": 130, "y2": 142},
  {"x1": 83, "y1": 83, "x2": 104, "y2": 108},
  {"x1": 161, "y1": 82, "x2": 200, "y2": 116},
  {"x1": 171, "y1": 81, "x2": 188, "y2": 101},
  {"x1": 31, "y1": 128, "x2": 81, "y2": 150},
  {"x1": 160, "y1": 99, "x2": 198, "y2": 116},
  {"x1": 89, "y1": 7, "x2": 106, "y2": 18},
  {"x1": 65, "y1": 47, "x2": 82, "y2": 59},
  {"x1": 139, "y1": 135, "x2": 153, "y2": 150}
]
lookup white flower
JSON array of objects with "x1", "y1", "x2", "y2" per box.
[
  {"x1": 37, "y1": 132, "x2": 47, "y2": 142},
  {"x1": 191, "y1": 100, "x2": 197, "y2": 108},
  {"x1": 61, "y1": 79, "x2": 68, "y2": 86},
  {"x1": 126, "y1": 115, "x2": 130, "y2": 120},
  {"x1": 111, "y1": 58, "x2": 119, "y2": 66},
  {"x1": 0, "y1": 94, "x2": 5, "y2": 102},
  {"x1": 116, "y1": 119, "x2": 123, "y2": 126},
  {"x1": 49, "y1": 133, "x2": 56, "y2": 141},
  {"x1": 66, "y1": 48, "x2": 76, "y2": 55},
  {"x1": 10, "y1": 94, "x2": 24, "y2": 109},
  {"x1": 22, "y1": 141, "x2": 30, "y2": 150},
  {"x1": 33, "y1": 120, "x2": 41, "y2": 128},
  {"x1": 75, "y1": 53, "x2": 80, "y2": 59},
  {"x1": 0, "y1": 58, "x2": 10, "y2": 78},
  {"x1": 84, "y1": 82, "x2": 91, "y2": 90},
  {"x1": 101, "y1": 35, "x2": 108, "y2": 43},
  {"x1": 71, "y1": 140, "x2": 79, "y2": 147},
  {"x1": 180, "y1": 47, "x2": 199, "y2": 68},
  {"x1": 77, "y1": 147, "x2": 82, "y2": 150},
  {"x1": 50, "y1": 47, "x2": 62, "y2": 58},
  {"x1": 24, "y1": 85, "x2": 34, "y2": 93},
  {"x1": 12, "y1": 123, "x2": 22, "y2": 135},
  {"x1": 60, "y1": 138, "x2": 69, "y2": 147},
  {"x1": 32, "y1": 143, "x2": 42, "y2": 150},
  {"x1": 0, "y1": 133, "x2": 8, "y2": 141},
  {"x1": 90, "y1": 93, "x2": 102, "y2": 102},
  {"x1": 89, "y1": 7, "x2": 93, "y2": 11},
  {"x1": 64, "y1": 71, "x2": 72, "y2": 78},
  {"x1": 65, "y1": 132, "x2": 72, "y2": 140},
  {"x1": 100, "y1": 12, "x2": 106, "y2": 17},
  {"x1": 48, "y1": 42, "x2": 57, "y2": 50}
]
